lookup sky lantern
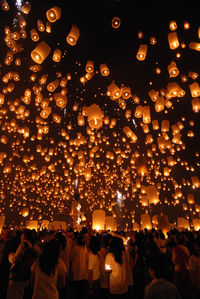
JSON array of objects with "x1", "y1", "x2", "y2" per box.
[
  {"x1": 52, "y1": 49, "x2": 62, "y2": 62},
  {"x1": 37, "y1": 19, "x2": 45, "y2": 32},
  {"x1": 92, "y1": 209, "x2": 105, "y2": 231},
  {"x1": 107, "y1": 82, "x2": 121, "y2": 99},
  {"x1": 189, "y1": 42, "x2": 200, "y2": 51},
  {"x1": 177, "y1": 217, "x2": 190, "y2": 230},
  {"x1": 22, "y1": 2, "x2": 32, "y2": 14},
  {"x1": 168, "y1": 32, "x2": 179, "y2": 49},
  {"x1": 30, "y1": 29, "x2": 39, "y2": 42},
  {"x1": 100, "y1": 63, "x2": 110, "y2": 76},
  {"x1": 146, "y1": 185, "x2": 159, "y2": 204},
  {"x1": 169, "y1": 20, "x2": 177, "y2": 31},
  {"x1": 123, "y1": 126, "x2": 137, "y2": 143},
  {"x1": 46, "y1": 6, "x2": 61, "y2": 23},
  {"x1": 31, "y1": 41, "x2": 51, "y2": 64},
  {"x1": 189, "y1": 82, "x2": 200, "y2": 97},
  {"x1": 84, "y1": 104, "x2": 104, "y2": 129},
  {"x1": 142, "y1": 106, "x2": 151, "y2": 124},
  {"x1": 66, "y1": 24, "x2": 80, "y2": 46},
  {"x1": 191, "y1": 98, "x2": 200, "y2": 112},
  {"x1": 141, "y1": 214, "x2": 152, "y2": 230},
  {"x1": 191, "y1": 176, "x2": 200, "y2": 188},
  {"x1": 111, "y1": 16, "x2": 121, "y2": 29},
  {"x1": 136, "y1": 156, "x2": 148, "y2": 176},
  {"x1": 85, "y1": 60, "x2": 94, "y2": 73},
  {"x1": 168, "y1": 61, "x2": 179, "y2": 77},
  {"x1": 136, "y1": 44, "x2": 148, "y2": 61}
]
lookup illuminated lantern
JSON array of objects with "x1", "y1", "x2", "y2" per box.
[
  {"x1": 189, "y1": 42, "x2": 200, "y2": 51},
  {"x1": 136, "y1": 156, "x2": 148, "y2": 176},
  {"x1": 192, "y1": 176, "x2": 200, "y2": 188},
  {"x1": 167, "y1": 82, "x2": 182, "y2": 98},
  {"x1": 3, "y1": 162, "x2": 11, "y2": 173},
  {"x1": 134, "y1": 105, "x2": 143, "y2": 118},
  {"x1": 169, "y1": 20, "x2": 177, "y2": 31},
  {"x1": 193, "y1": 219, "x2": 200, "y2": 231},
  {"x1": 141, "y1": 196, "x2": 149, "y2": 207},
  {"x1": 22, "y1": 2, "x2": 32, "y2": 14},
  {"x1": 46, "y1": 6, "x2": 61, "y2": 23},
  {"x1": 123, "y1": 126, "x2": 137, "y2": 143},
  {"x1": 22, "y1": 207, "x2": 29, "y2": 217},
  {"x1": 157, "y1": 215, "x2": 171, "y2": 234},
  {"x1": 105, "y1": 216, "x2": 116, "y2": 231},
  {"x1": 1, "y1": 0, "x2": 9, "y2": 10},
  {"x1": 0, "y1": 94, "x2": 5, "y2": 105},
  {"x1": 187, "y1": 194, "x2": 194, "y2": 204},
  {"x1": 92, "y1": 209, "x2": 105, "y2": 231},
  {"x1": 141, "y1": 214, "x2": 152, "y2": 230},
  {"x1": 78, "y1": 115, "x2": 85, "y2": 126},
  {"x1": 100, "y1": 63, "x2": 110, "y2": 76},
  {"x1": 183, "y1": 21, "x2": 190, "y2": 30},
  {"x1": 125, "y1": 110, "x2": 131, "y2": 119},
  {"x1": 0, "y1": 216, "x2": 5, "y2": 234},
  {"x1": 152, "y1": 119, "x2": 159, "y2": 130},
  {"x1": 37, "y1": 19, "x2": 45, "y2": 32},
  {"x1": 46, "y1": 22, "x2": 51, "y2": 33},
  {"x1": 188, "y1": 71, "x2": 198, "y2": 79},
  {"x1": 148, "y1": 89, "x2": 159, "y2": 102},
  {"x1": 66, "y1": 24, "x2": 80, "y2": 46},
  {"x1": 40, "y1": 107, "x2": 52, "y2": 118},
  {"x1": 136, "y1": 44, "x2": 148, "y2": 61},
  {"x1": 189, "y1": 82, "x2": 200, "y2": 97},
  {"x1": 84, "y1": 104, "x2": 104, "y2": 129},
  {"x1": 192, "y1": 98, "x2": 200, "y2": 112},
  {"x1": 177, "y1": 217, "x2": 190, "y2": 230},
  {"x1": 85, "y1": 167, "x2": 91, "y2": 181},
  {"x1": 31, "y1": 41, "x2": 51, "y2": 64},
  {"x1": 168, "y1": 32, "x2": 179, "y2": 49},
  {"x1": 161, "y1": 120, "x2": 170, "y2": 132},
  {"x1": 150, "y1": 36, "x2": 157, "y2": 45},
  {"x1": 47, "y1": 79, "x2": 59, "y2": 92},
  {"x1": 121, "y1": 86, "x2": 132, "y2": 99},
  {"x1": 132, "y1": 222, "x2": 140, "y2": 232},
  {"x1": 142, "y1": 106, "x2": 151, "y2": 124},
  {"x1": 163, "y1": 167, "x2": 170, "y2": 176},
  {"x1": 111, "y1": 16, "x2": 121, "y2": 28},
  {"x1": 168, "y1": 61, "x2": 179, "y2": 77},
  {"x1": 146, "y1": 186, "x2": 159, "y2": 204},
  {"x1": 107, "y1": 82, "x2": 121, "y2": 99},
  {"x1": 155, "y1": 97, "x2": 165, "y2": 112},
  {"x1": 30, "y1": 28, "x2": 40, "y2": 42},
  {"x1": 26, "y1": 220, "x2": 38, "y2": 231},
  {"x1": 52, "y1": 49, "x2": 62, "y2": 62},
  {"x1": 85, "y1": 60, "x2": 94, "y2": 73}
]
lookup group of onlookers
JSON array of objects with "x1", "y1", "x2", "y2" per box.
[{"x1": 0, "y1": 226, "x2": 200, "y2": 299}]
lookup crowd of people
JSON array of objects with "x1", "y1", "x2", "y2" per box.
[{"x1": 0, "y1": 225, "x2": 200, "y2": 299}]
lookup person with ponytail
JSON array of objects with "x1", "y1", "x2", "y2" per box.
[{"x1": 105, "y1": 236, "x2": 129, "y2": 298}]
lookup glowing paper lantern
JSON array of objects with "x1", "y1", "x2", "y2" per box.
[
  {"x1": 193, "y1": 219, "x2": 200, "y2": 231},
  {"x1": 92, "y1": 209, "x2": 105, "y2": 231},
  {"x1": 1, "y1": 0, "x2": 9, "y2": 11},
  {"x1": 136, "y1": 156, "x2": 148, "y2": 176},
  {"x1": 48, "y1": 221, "x2": 67, "y2": 230},
  {"x1": 111, "y1": 16, "x2": 121, "y2": 29},
  {"x1": 52, "y1": 49, "x2": 62, "y2": 62},
  {"x1": 168, "y1": 61, "x2": 179, "y2": 77},
  {"x1": 157, "y1": 215, "x2": 171, "y2": 234},
  {"x1": 177, "y1": 217, "x2": 190, "y2": 230},
  {"x1": 192, "y1": 176, "x2": 200, "y2": 188},
  {"x1": 136, "y1": 44, "x2": 148, "y2": 61},
  {"x1": 133, "y1": 222, "x2": 140, "y2": 232},
  {"x1": 0, "y1": 216, "x2": 5, "y2": 234},
  {"x1": 189, "y1": 42, "x2": 200, "y2": 51},
  {"x1": 22, "y1": 3, "x2": 32, "y2": 14},
  {"x1": 85, "y1": 60, "x2": 94, "y2": 73},
  {"x1": 31, "y1": 41, "x2": 51, "y2": 64},
  {"x1": 189, "y1": 82, "x2": 200, "y2": 97},
  {"x1": 105, "y1": 216, "x2": 116, "y2": 231},
  {"x1": 26, "y1": 220, "x2": 38, "y2": 231},
  {"x1": 46, "y1": 6, "x2": 61, "y2": 23},
  {"x1": 100, "y1": 63, "x2": 110, "y2": 76},
  {"x1": 168, "y1": 32, "x2": 179, "y2": 49},
  {"x1": 142, "y1": 106, "x2": 151, "y2": 124},
  {"x1": 192, "y1": 98, "x2": 200, "y2": 112},
  {"x1": 66, "y1": 24, "x2": 80, "y2": 46},
  {"x1": 146, "y1": 186, "x2": 159, "y2": 204},
  {"x1": 141, "y1": 214, "x2": 152, "y2": 230}
]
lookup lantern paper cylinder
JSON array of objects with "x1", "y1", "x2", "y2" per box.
[
  {"x1": 66, "y1": 24, "x2": 80, "y2": 46},
  {"x1": 92, "y1": 209, "x2": 105, "y2": 231},
  {"x1": 31, "y1": 41, "x2": 51, "y2": 64},
  {"x1": 136, "y1": 44, "x2": 148, "y2": 61},
  {"x1": 168, "y1": 32, "x2": 179, "y2": 49},
  {"x1": 141, "y1": 214, "x2": 152, "y2": 230},
  {"x1": 46, "y1": 6, "x2": 61, "y2": 23}
]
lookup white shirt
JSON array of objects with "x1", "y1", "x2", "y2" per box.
[
  {"x1": 31, "y1": 258, "x2": 66, "y2": 299},
  {"x1": 105, "y1": 252, "x2": 129, "y2": 294},
  {"x1": 71, "y1": 244, "x2": 88, "y2": 281},
  {"x1": 88, "y1": 251, "x2": 100, "y2": 281}
]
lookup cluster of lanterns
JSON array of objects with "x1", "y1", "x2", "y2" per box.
[{"x1": 0, "y1": 1, "x2": 200, "y2": 230}]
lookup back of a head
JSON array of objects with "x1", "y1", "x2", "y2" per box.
[
  {"x1": 89, "y1": 236, "x2": 100, "y2": 255},
  {"x1": 76, "y1": 233, "x2": 85, "y2": 247},
  {"x1": 39, "y1": 239, "x2": 60, "y2": 276},
  {"x1": 109, "y1": 236, "x2": 125, "y2": 264},
  {"x1": 54, "y1": 232, "x2": 67, "y2": 250},
  {"x1": 102, "y1": 234, "x2": 112, "y2": 249},
  {"x1": 148, "y1": 255, "x2": 167, "y2": 279},
  {"x1": 23, "y1": 229, "x2": 33, "y2": 244}
]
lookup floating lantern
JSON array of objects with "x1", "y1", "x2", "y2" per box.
[
  {"x1": 100, "y1": 63, "x2": 110, "y2": 76},
  {"x1": 141, "y1": 214, "x2": 152, "y2": 230},
  {"x1": 46, "y1": 6, "x2": 61, "y2": 23},
  {"x1": 66, "y1": 24, "x2": 80, "y2": 46},
  {"x1": 168, "y1": 32, "x2": 179, "y2": 49},
  {"x1": 31, "y1": 41, "x2": 51, "y2": 64},
  {"x1": 136, "y1": 44, "x2": 148, "y2": 61},
  {"x1": 52, "y1": 49, "x2": 62, "y2": 62},
  {"x1": 111, "y1": 16, "x2": 121, "y2": 29},
  {"x1": 92, "y1": 209, "x2": 105, "y2": 231}
]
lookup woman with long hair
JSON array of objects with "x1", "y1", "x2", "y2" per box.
[
  {"x1": 31, "y1": 238, "x2": 66, "y2": 299},
  {"x1": 105, "y1": 236, "x2": 130, "y2": 298},
  {"x1": 88, "y1": 235, "x2": 101, "y2": 298}
]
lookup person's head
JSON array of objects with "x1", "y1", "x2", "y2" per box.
[
  {"x1": 89, "y1": 236, "x2": 100, "y2": 255},
  {"x1": 109, "y1": 236, "x2": 125, "y2": 264},
  {"x1": 101, "y1": 233, "x2": 112, "y2": 250},
  {"x1": 39, "y1": 239, "x2": 60, "y2": 276},
  {"x1": 54, "y1": 232, "x2": 67, "y2": 250},
  {"x1": 21, "y1": 229, "x2": 33, "y2": 244},
  {"x1": 148, "y1": 255, "x2": 167, "y2": 280},
  {"x1": 76, "y1": 233, "x2": 85, "y2": 247}
]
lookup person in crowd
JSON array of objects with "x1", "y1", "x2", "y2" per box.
[
  {"x1": 105, "y1": 236, "x2": 129, "y2": 298},
  {"x1": 172, "y1": 232, "x2": 195, "y2": 299},
  {"x1": 70, "y1": 232, "x2": 89, "y2": 299},
  {"x1": 31, "y1": 238, "x2": 66, "y2": 299},
  {"x1": 188, "y1": 238, "x2": 200, "y2": 298},
  {"x1": 6, "y1": 229, "x2": 34, "y2": 299},
  {"x1": 88, "y1": 235, "x2": 101, "y2": 298},
  {"x1": 144, "y1": 255, "x2": 182, "y2": 299},
  {"x1": 98, "y1": 233, "x2": 112, "y2": 297}
]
